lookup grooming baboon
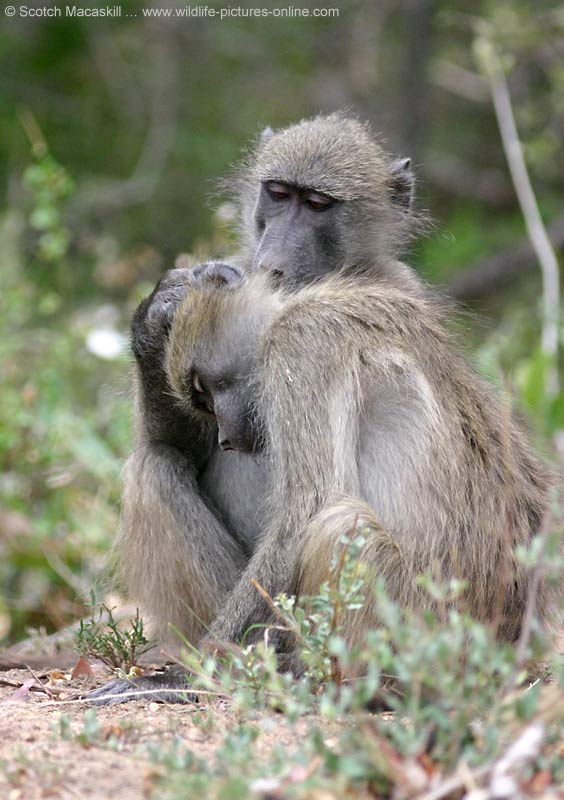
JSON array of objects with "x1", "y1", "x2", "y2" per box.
[{"x1": 91, "y1": 115, "x2": 551, "y2": 704}]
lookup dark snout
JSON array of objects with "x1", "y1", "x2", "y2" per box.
[
  {"x1": 253, "y1": 220, "x2": 312, "y2": 285},
  {"x1": 215, "y1": 396, "x2": 262, "y2": 455},
  {"x1": 217, "y1": 423, "x2": 262, "y2": 454},
  {"x1": 254, "y1": 249, "x2": 287, "y2": 283}
]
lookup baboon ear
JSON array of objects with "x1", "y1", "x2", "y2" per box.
[
  {"x1": 387, "y1": 157, "x2": 414, "y2": 210},
  {"x1": 260, "y1": 126, "x2": 274, "y2": 145}
]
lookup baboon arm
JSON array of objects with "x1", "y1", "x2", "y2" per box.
[
  {"x1": 263, "y1": 298, "x2": 366, "y2": 512},
  {"x1": 131, "y1": 268, "x2": 216, "y2": 467},
  {"x1": 134, "y1": 362, "x2": 215, "y2": 471},
  {"x1": 206, "y1": 288, "x2": 438, "y2": 646},
  {"x1": 206, "y1": 528, "x2": 298, "y2": 643},
  {"x1": 207, "y1": 307, "x2": 365, "y2": 645},
  {"x1": 119, "y1": 442, "x2": 248, "y2": 643}
]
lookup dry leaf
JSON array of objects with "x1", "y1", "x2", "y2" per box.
[
  {"x1": 102, "y1": 723, "x2": 127, "y2": 741},
  {"x1": 417, "y1": 752, "x2": 439, "y2": 777},
  {"x1": 523, "y1": 768, "x2": 552, "y2": 794},
  {"x1": 1, "y1": 679, "x2": 34, "y2": 704},
  {"x1": 48, "y1": 670, "x2": 69, "y2": 684},
  {"x1": 71, "y1": 657, "x2": 94, "y2": 678}
]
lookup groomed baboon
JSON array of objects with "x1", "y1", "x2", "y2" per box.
[
  {"x1": 167, "y1": 268, "x2": 550, "y2": 652},
  {"x1": 90, "y1": 115, "x2": 552, "y2": 703}
]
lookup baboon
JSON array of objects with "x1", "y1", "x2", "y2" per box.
[
  {"x1": 162, "y1": 266, "x2": 550, "y2": 651},
  {"x1": 236, "y1": 116, "x2": 417, "y2": 287},
  {"x1": 91, "y1": 116, "x2": 552, "y2": 703}
]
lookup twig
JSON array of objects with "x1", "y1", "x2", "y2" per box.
[
  {"x1": 420, "y1": 712, "x2": 552, "y2": 800},
  {"x1": 0, "y1": 675, "x2": 60, "y2": 697},
  {"x1": 18, "y1": 109, "x2": 48, "y2": 158},
  {"x1": 49, "y1": 687, "x2": 228, "y2": 707},
  {"x1": 70, "y1": 8, "x2": 179, "y2": 216},
  {"x1": 426, "y1": 153, "x2": 513, "y2": 205},
  {"x1": 41, "y1": 546, "x2": 91, "y2": 600},
  {"x1": 509, "y1": 510, "x2": 552, "y2": 693},
  {"x1": 475, "y1": 33, "x2": 560, "y2": 395},
  {"x1": 250, "y1": 578, "x2": 298, "y2": 631},
  {"x1": 88, "y1": 32, "x2": 143, "y2": 119},
  {"x1": 431, "y1": 58, "x2": 490, "y2": 103},
  {"x1": 448, "y1": 214, "x2": 564, "y2": 301},
  {"x1": 416, "y1": 763, "x2": 491, "y2": 800}
]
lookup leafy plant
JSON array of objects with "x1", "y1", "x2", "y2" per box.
[
  {"x1": 150, "y1": 520, "x2": 564, "y2": 799},
  {"x1": 75, "y1": 599, "x2": 154, "y2": 671}
]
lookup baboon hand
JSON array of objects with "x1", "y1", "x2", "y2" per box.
[
  {"x1": 131, "y1": 264, "x2": 244, "y2": 360},
  {"x1": 189, "y1": 261, "x2": 244, "y2": 289},
  {"x1": 88, "y1": 666, "x2": 196, "y2": 706},
  {"x1": 131, "y1": 267, "x2": 195, "y2": 359}
]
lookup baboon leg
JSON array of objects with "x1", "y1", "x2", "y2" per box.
[
  {"x1": 118, "y1": 442, "x2": 248, "y2": 644},
  {"x1": 297, "y1": 497, "x2": 424, "y2": 677}
]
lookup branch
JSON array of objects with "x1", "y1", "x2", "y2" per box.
[
  {"x1": 475, "y1": 34, "x2": 560, "y2": 395},
  {"x1": 88, "y1": 31, "x2": 144, "y2": 121},
  {"x1": 447, "y1": 213, "x2": 564, "y2": 301},
  {"x1": 400, "y1": 0, "x2": 436, "y2": 159},
  {"x1": 430, "y1": 58, "x2": 490, "y2": 103},
  {"x1": 70, "y1": 5, "x2": 180, "y2": 216},
  {"x1": 425, "y1": 153, "x2": 513, "y2": 205},
  {"x1": 418, "y1": 722, "x2": 545, "y2": 800}
]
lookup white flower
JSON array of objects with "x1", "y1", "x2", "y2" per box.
[{"x1": 86, "y1": 328, "x2": 127, "y2": 360}]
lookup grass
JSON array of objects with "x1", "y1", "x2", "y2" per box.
[{"x1": 67, "y1": 520, "x2": 564, "y2": 800}]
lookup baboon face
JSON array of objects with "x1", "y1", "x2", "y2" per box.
[
  {"x1": 252, "y1": 180, "x2": 345, "y2": 285},
  {"x1": 246, "y1": 115, "x2": 415, "y2": 286},
  {"x1": 189, "y1": 353, "x2": 260, "y2": 454},
  {"x1": 167, "y1": 267, "x2": 281, "y2": 456},
  {"x1": 184, "y1": 314, "x2": 266, "y2": 454}
]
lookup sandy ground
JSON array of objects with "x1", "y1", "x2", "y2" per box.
[
  {"x1": 0, "y1": 663, "x2": 307, "y2": 800},
  {"x1": 2, "y1": 628, "x2": 563, "y2": 800}
]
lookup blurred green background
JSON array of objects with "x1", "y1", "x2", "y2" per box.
[{"x1": 0, "y1": 0, "x2": 562, "y2": 645}]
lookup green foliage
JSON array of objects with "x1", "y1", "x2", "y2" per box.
[
  {"x1": 56, "y1": 709, "x2": 102, "y2": 747},
  {"x1": 24, "y1": 148, "x2": 74, "y2": 264},
  {"x1": 54, "y1": 708, "x2": 137, "y2": 751},
  {"x1": 476, "y1": 324, "x2": 564, "y2": 437},
  {"x1": 416, "y1": 202, "x2": 526, "y2": 282},
  {"x1": 0, "y1": 153, "x2": 130, "y2": 641},
  {"x1": 0, "y1": 6, "x2": 562, "y2": 796},
  {"x1": 273, "y1": 531, "x2": 369, "y2": 685},
  {"x1": 75, "y1": 599, "x2": 154, "y2": 671},
  {"x1": 148, "y1": 728, "x2": 278, "y2": 800},
  {"x1": 149, "y1": 530, "x2": 564, "y2": 799}
]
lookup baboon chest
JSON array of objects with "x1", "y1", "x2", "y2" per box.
[{"x1": 200, "y1": 447, "x2": 269, "y2": 552}]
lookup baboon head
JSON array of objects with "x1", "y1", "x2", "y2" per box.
[
  {"x1": 166, "y1": 265, "x2": 281, "y2": 453},
  {"x1": 236, "y1": 113, "x2": 415, "y2": 286}
]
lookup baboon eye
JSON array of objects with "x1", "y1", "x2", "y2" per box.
[
  {"x1": 266, "y1": 181, "x2": 290, "y2": 201},
  {"x1": 305, "y1": 192, "x2": 334, "y2": 212},
  {"x1": 192, "y1": 373, "x2": 205, "y2": 393},
  {"x1": 191, "y1": 372, "x2": 215, "y2": 415}
]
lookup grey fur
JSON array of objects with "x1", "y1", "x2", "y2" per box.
[
  {"x1": 91, "y1": 115, "x2": 553, "y2": 704},
  {"x1": 235, "y1": 113, "x2": 421, "y2": 286},
  {"x1": 164, "y1": 273, "x2": 552, "y2": 662}
]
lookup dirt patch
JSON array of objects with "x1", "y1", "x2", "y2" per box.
[{"x1": 0, "y1": 667, "x2": 306, "y2": 800}]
